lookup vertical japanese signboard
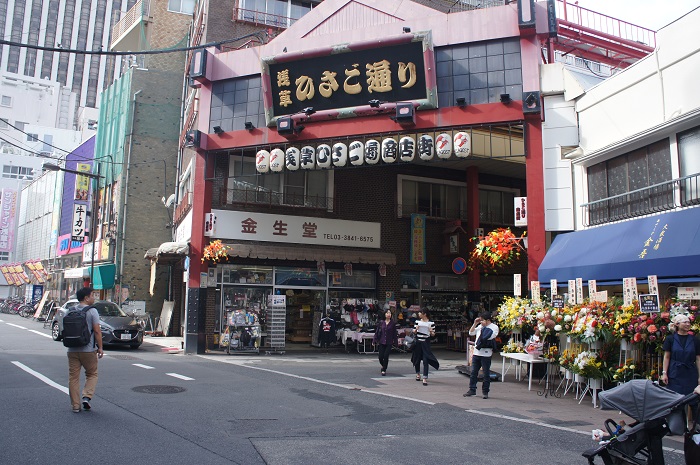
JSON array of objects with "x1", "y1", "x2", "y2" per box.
[
  {"x1": 72, "y1": 204, "x2": 87, "y2": 242},
  {"x1": 0, "y1": 189, "x2": 17, "y2": 252},
  {"x1": 576, "y1": 278, "x2": 584, "y2": 304},
  {"x1": 568, "y1": 280, "x2": 576, "y2": 305},
  {"x1": 530, "y1": 281, "x2": 540, "y2": 303},
  {"x1": 514, "y1": 274, "x2": 522, "y2": 297},
  {"x1": 550, "y1": 279, "x2": 557, "y2": 295},
  {"x1": 514, "y1": 197, "x2": 527, "y2": 227},
  {"x1": 623, "y1": 277, "x2": 638, "y2": 306},
  {"x1": 410, "y1": 214, "x2": 426, "y2": 264},
  {"x1": 74, "y1": 163, "x2": 91, "y2": 201},
  {"x1": 588, "y1": 280, "x2": 597, "y2": 299},
  {"x1": 648, "y1": 275, "x2": 659, "y2": 296}
]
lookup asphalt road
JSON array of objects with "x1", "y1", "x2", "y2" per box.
[{"x1": 0, "y1": 313, "x2": 688, "y2": 465}]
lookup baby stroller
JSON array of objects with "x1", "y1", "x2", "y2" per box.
[{"x1": 583, "y1": 379, "x2": 697, "y2": 465}]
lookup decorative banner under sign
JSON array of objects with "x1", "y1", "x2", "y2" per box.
[
  {"x1": 576, "y1": 278, "x2": 583, "y2": 305},
  {"x1": 514, "y1": 197, "x2": 527, "y2": 227},
  {"x1": 648, "y1": 275, "x2": 659, "y2": 296},
  {"x1": 623, "y1": 277, "x2": 638, "y2": 306},
  {"x1": 513, "y1": 274, "x2": 521, "y2": 297},
  {"x1": 588, "y1": 280, "x2": 597, "y2": 299},
  {"x1": 568, "y1": 280, "x2": 576, "y2": 305},
  {"x1": 410, "y1": 214, "x2": 426, "y2": 264},
  {"x1": 530, "y1": 281, "x2": 540, "y2": 304}
]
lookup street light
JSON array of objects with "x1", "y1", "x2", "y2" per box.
[{"x1": 43, "y1": 162, "x2": 105, "y2": 287}]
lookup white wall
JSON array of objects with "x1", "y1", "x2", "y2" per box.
[
  {"x1": 575, "y1": 8, "x2": 700, "y2": 157},
  {"x1": 15, "y1": 171, "x2": 62, "y2": 263},
  {"x1": 0, "y1": 71, "x2": 76, "y2": 129}
]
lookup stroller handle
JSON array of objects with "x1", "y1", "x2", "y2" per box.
[{"x1": 668, "y1": 391, "x2": 700, "y2": 411}]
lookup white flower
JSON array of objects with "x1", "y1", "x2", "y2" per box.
[
  {"x1": 564, "y1": 315, "x2": 572, "y2": 322},
  {"x1": 536, "y1": 311, "x2": 544, "y2": 319},
  {"x1": 554, "y1": 324, "x2": 562, "y2": 332},
  {"x1": 538, "y1": 324, "x2": 545, "y2": 332},
  {"x1": 551, "y1": 309, "x2": 558, "y2": 317}
]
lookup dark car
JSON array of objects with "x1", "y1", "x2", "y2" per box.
[{"x1": 51, "y1": 300, "x2": 143, "y2": 349}]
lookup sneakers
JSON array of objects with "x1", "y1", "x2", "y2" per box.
[
  {"x1": 82, "y1": 397, "x2": 91, "y2": 410},
  {"x1": 72, "y1": 408, "x2": 80, "y2": 413},
  {"x1": 463, "y1": 391, "x2": 476, "y2": 397},
  {"x1": 483, "y1": 394, "x2": 489, "y2": 399}
]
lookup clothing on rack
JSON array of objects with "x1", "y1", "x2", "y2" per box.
[{"x1": 318, "y1": 316, "x2": 336, "y2": 349}]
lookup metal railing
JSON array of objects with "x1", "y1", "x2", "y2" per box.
[
  {"x1": 222, "y1": 187, "x2": 333, "y2": 210},
  {"x1": 447, "y1": 0, "x2": 507, "y2": 13},
  {"x1": 582, "y1": 173, "x2": 700, "y2": 226},
  {"x1": 111, "y1": 0, "x2": 151, "y2": 49},
  {"x1": 233, "y1": 7, "x2": 299, "y2": 29},
  {"x1": 174, "y1": 190, "x2": 192, "y2": 224},
  {"x1": 555, "y1": 0, "x2": 656, "y2": 48}
]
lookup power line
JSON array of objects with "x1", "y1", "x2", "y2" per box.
[{"x1": 0, "y1": 31, "x2": 268, "y2": 56}]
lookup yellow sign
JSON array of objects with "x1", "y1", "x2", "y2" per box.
[{"x1": 75, "y1": 163, "x2": 91, "y2": 201}]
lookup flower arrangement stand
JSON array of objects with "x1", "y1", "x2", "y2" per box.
[
  {"x1": 578, "y1": 378, "x2": 603, "y2": 408},
  {"x1": 557, "y1": 369, "x2": 575, "y2": 396}
]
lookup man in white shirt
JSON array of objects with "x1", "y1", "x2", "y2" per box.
[{"x1": 464, "y1": 312, "x2": 499, "y2": 399}]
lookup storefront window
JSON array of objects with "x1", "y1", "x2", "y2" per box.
[
  {"x1": 220, "y1": 286, "x2": 272, "y2": 333},
  {"x1": 274, "y1": 267, "x2": 325, "y2": 286},
  {"x1": 327, "y1": 269, "x2": 375, "y2": 288},
  {"x1": 399, "y1": 271, "x2": 420, "y2": 290},
  {"x1": 217, "y1": 265, "x2": 273, "y2": 285}
]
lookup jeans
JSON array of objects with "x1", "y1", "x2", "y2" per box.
[
  {"x1": 377, "y1": 343, "x2": 391, "y2": 371},
  {"x1": 469, "y1": 355, "x2": 492, "y2": 394},
  {"x1": 415, "y1": 341, "x2": 432, "y2": 379},
  {"x1": 68, "y1": 351, "x2": 99, "y2": 410}
]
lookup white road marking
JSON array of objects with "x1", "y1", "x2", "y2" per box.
[
  {"x1": 133, "y1": 363, "x2": 155, "y2": 369},
  {"x1": 11, "y1": 361, "x2": 68, "y2": 394},
  {"x1": 198, "y1": 355, "x2": 435, "y2": 405},
  {"x1": 28, "y1": 330, "x2": 52, "y2": 338},
  {"x1": 166, "y1": 373, "x2": 194, "y2": 380},
  {"x1": 6, "y1": 323, "x2": 27, "y2": 329}
]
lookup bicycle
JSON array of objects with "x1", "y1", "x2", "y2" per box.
[{"x1": 39, "y1": 301, "x2": 59, "y2": 327}]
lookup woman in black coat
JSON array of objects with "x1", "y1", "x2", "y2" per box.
[
  {"x1": 373, "y1": 308, "x2": 397, "y2": 376},
  {"x1": 411, "y1": 309, "x2": 440, "y2": 385}
]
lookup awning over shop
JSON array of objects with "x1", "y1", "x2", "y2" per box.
[
  {"x1": 144, "y1": 241, "x2": 189, "y2": 262},
  {"x1": 539, "y1": 208, "x2": 700, "y2": 283},
  {"x1": 63, "y1": 263, "x2": 116, "y2": 290},
  {"x1": 225, "y1": 242, "x2": 397, "y2": 265}
]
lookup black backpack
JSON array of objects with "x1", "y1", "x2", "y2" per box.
[{"x1": 62, "y1": 307, "x2": 93, "y2": 348}]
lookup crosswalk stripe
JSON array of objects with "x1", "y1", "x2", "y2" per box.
[
  {"x1": 166, "y1": 372, "x2": 194, "y2": 380},
  {"x1": 133, "y1": 363, "x2": 155, "y2": 369},
  {"x1": 28, "y1": 330, "x2": 52, "y2": 338},
  {"x1": 7, "y1": 323, "x2": 27, "y2": 329},
  {"x1": 11, "y1": 361, "x2": 68, "y2": 394}
]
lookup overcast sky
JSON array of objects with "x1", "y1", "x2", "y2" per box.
[{"x1": 571, "y1": 0, "x2": 698, "y2": 30}]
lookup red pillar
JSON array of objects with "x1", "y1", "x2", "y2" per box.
[
  {"x1": 524, "y1": 114, "x2": 545, "y2": 283},
  {"x1": 466, "y1": 166, "x2": 480, "y2": 294},
  {"x1": 188, "y1": 149, "x2": 213, "y2": 286}
]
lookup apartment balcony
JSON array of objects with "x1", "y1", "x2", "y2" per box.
[{"x1": 111, "y1": 0, "x2": 152, "y2": 52}]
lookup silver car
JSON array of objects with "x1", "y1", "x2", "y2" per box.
[{"x1": 51, "y1": 300, "x2": 143, "y2": 349}]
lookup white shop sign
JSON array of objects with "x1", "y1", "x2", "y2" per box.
[
  {"x1": 678, "y1": 286, "x2": 700, "y2": 300},
  {"x1": 211, "y1": 209, "x2": 380, "y2": 249},
  {"x1": 513, "y1": 274, "x2": 521, "y2": 296}
]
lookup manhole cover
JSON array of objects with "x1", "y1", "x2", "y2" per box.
[
  {"x1": 132, "y1": 385, "x2": 187, "y2": 394},
  {"x1": 109, "y1": 355, "x2": 140, "y2": 361}
]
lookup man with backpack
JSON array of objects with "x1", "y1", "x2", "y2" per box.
[{"x1": 65, "y1": 286, "x2": 103, "y2": 413}]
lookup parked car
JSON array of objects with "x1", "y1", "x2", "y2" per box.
[{"x1": 51, "y1": 300, "x2": 143, "y2": 349}]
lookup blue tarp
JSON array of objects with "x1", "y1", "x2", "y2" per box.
[{"x1": 538, "y1": 209, "x2": 700, "y2": 282}]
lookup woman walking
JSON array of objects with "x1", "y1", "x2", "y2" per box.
[
  {"x1": 661, "y1": 314, "x2": 700, "y2": 394},
  {"x1": 373, "y1": 308, "x2": 397, "y2": 376},
  {"x1": 411, "y1": 309, "x2": 439, "y2": 386}
]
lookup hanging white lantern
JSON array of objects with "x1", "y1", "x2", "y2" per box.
[
  {"x1": 269, "y1": 148, "x2": 284, "y2": 172},
  {"x1": 436, "y1": 132, "x2": 452, "y2": 159},
  {"x1": 381, "y1": 137, "x2": 398, "y2": 163},
  {"x1": 255, "y1": 149, "x2": 270, "y2": 173},
  {"x1": 399, "y1": 136, "x2": 415, "y2": 162},
  {"x1": 332, "y1": 142, "x2": 348, "y2": 167},
  {"x1": 300, "y1": 145, "x2": 316, "y2": 170},
  {"x1": 418, "y1": 134, "x2": 434, "y2": 161},
  {"x1": 349, "y1": 141, "x2": 364, "y2": 166},
  {"x1": 454, "y1": 132, "x2": 471, "y2": 158},
  {"x1": 365, "y1": 139, "x2": 380, "y2": 165},
  {"x1": 316, "y1": 144, "x2": 331, "y2": 169},
  {"x1": 285, "y1": 147, "x2": 300, "y2": 171}
]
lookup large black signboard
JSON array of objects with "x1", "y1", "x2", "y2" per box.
[{"x1": 263, "y1": 35, "x2": 433, "y2": 122}]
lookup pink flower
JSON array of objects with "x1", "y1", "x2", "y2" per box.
[{"x1": 647, "y1": 325, "x2": 657, "y2": 333}]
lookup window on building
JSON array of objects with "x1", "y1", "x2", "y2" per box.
[
  {"x1": 227, "y1": 154, "x2": 330, "y2": 209},
  {"x1": 679, "y1": 125, "x2": 700, "y2": 205},
  {"x1": 2, "y1": 165, "x2": 34, "y2": 179},
  {"x1": 0, "y1": 95, "x2": 11, "y2": 107},
  {"x1": 42, "y1": 135, "x2": 53, "y2": 153},
  {"x1": 586, "y1": 139, "x2": 672, "y2": 224},
  {"x1": 0, "y1": 119, "x2": 8, "y2": 130},
  {"x1": 479, "y1": 188, "x2": 517, "y2": 225},
  {"x1": 399, "y1": 175, "x2": 467, "y2": 220},
  {"x1": 0, "y1": 251, "x2": 8, "y2": 261},
  {"x1": 239, "y1": 0, "x2": 317, "y2": 27},
  {"x1": 14, "y1": 121, "x2": 26, "y2": 132},
  {"x1": 27, "y1": 133, "x2": 39, "y2": 142},
  {"x1": 167, "y1": 0, "x2": 196, "y2": 14}
]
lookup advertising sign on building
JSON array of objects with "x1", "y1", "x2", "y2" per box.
[
  {"x1": 72, "y1": 204, "x2": 87, "y2": 242},
  {"x1": 514, "y1": 197, "x2": 527, "y2": 227},
  {"x1": 410, "y1": 214, "x2": 426, "y2": 264},
  {"x1": 0, "y1": 189, "x2": 17, "y2": 252},
  {"x1": 74, "y1": 163, "x2": 91, "y2": 201}
]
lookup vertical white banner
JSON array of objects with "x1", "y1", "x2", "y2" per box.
[
  {"x1": 514, "y1": 197, "x2": 527, "y2": 227},
  {"x1": 531, "y1": 281, "x2": 540, "y2": 304},
  {"x1": 588, "y1": 280, "x2": 597, "y2": 299},
  {"x1": 575, "y1": 278, "x2": 584, "y2": 304},
  {"x1": 623, "y1": 277, "x2": 638, "y2": 306},
  {"x1": 648, "y1": 275, "x2": 659, "y2": 296},
  {"x1": 550, "y1": 279, "x2": 557, "y2": 295},
  {"x1": 568, "y1": 280, "x2": 576, "y2": 305},
  {"x1": 514, "y1": 274, "x2": 521, "y2": 297}
]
